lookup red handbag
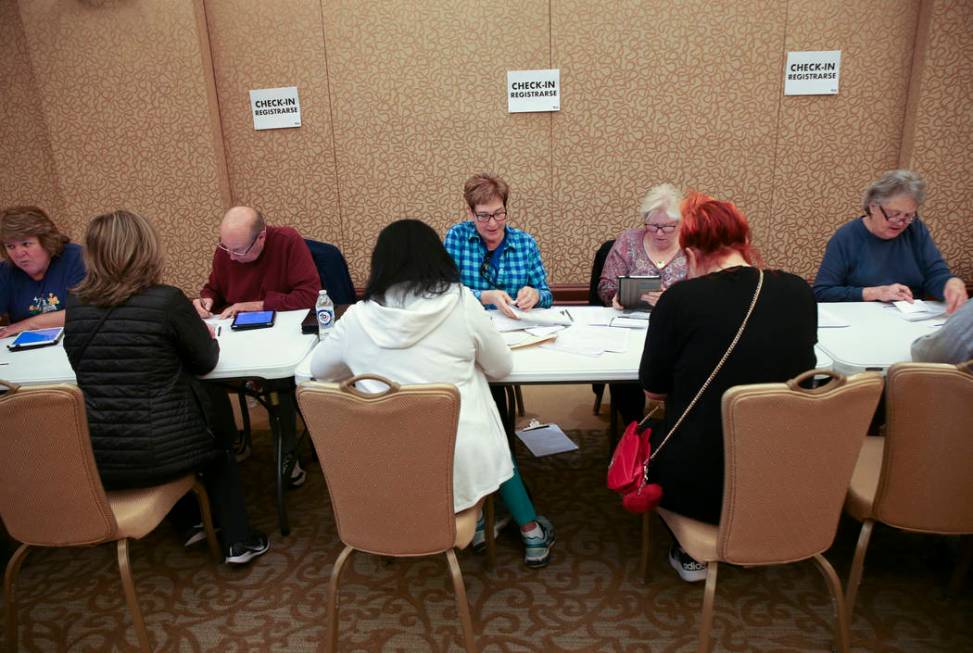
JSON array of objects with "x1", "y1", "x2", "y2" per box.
[
  {"x1": 607, "y1": 413, "x2": 663, "y2": 513},
  {"x1": 606, "y1": 269, "x2": 765, "y2": 515}
]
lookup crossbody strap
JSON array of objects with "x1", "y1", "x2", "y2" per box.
[
  {"x1": 71, "y1": 307, "x2": 114, "y2": 363},
  {"x1": 648, "y1": 268, "x2": 764, "y2": 463}
]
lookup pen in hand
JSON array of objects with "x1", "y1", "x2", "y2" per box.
[{"x1": 217, "y1": 325, "x2": 222, "y2": 337}]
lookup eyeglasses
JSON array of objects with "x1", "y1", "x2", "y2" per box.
[
  {"x1": 479, "y1": 254, "x2": 499, "y2": 287},
  {"x1": 877, "y1": 205, "x2": 917, "y2": 226},
  {"x1": 645, "y1": 224, "x2": 678, "y2": 234},
  {"x1": 217, "y1": 229, "x2": 263, "y2": 256},
  {"x1": 474, "y1": 209, "x2": 507, "y2": 223}
]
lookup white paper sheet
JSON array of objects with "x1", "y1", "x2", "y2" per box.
[
  {"x1": 609, "y1": 317, "x2": 650, "y2": 329},
  {"x1": 490, "y1": 308, "x2": 573, "y2": 332},
  {"x1": 515, "y1": 422, "x2": 578, "y2": 457},
  {"x1": 893, "y1": 299, "x2": 945, "y2": 322}
]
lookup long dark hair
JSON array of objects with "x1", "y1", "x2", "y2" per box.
[{"x1": 364, "y1": 219, "x2": 460, "y2": 302}]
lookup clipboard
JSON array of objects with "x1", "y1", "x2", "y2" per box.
[{"x1": 617, "y1": 275, "x2": 661, "y2": 308}]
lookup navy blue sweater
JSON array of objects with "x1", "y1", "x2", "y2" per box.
[{"x1": 813, "y1": 217, "x2": 953, "y2": 302}]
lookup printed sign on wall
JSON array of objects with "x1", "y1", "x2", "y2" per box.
[
  {"x1": 250, "y1": 86, "x2": 302, "y2": 130},
  {"x1": 784, "y1": 51, "x2": 841, "y2": 96},
  {"x1": 507, "y1": 69, "x2": 560, "y2": 113}
]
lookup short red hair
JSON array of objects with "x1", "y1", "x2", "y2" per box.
[{"x1": 678, "y1": 192, "x2": 762, "y2": 271}]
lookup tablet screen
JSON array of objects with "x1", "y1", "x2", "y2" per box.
[
  {"x1": 232, "y1": 310, "x2": 275, "y2": 328},
  {"x1": 617, "y1": 276, "x2": 662, "y2": 308},
  {"x1": 9, "y1": 327, "x2": 64, "y2": 349}
]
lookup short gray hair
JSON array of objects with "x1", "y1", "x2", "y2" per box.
[
  {"x1": 640, "y1": 183, "x2": 682, "y2": 222},
  {"x1": 862, "y1": 170, "x2": 926, "y2": 212}
]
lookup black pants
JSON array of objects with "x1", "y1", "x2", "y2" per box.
[
  {"x1": 610, "y1": 382, "x2": 646, "y2": 425},
  {"x1": 170, "y1": 383, "x2": 253, "y2": 550}
]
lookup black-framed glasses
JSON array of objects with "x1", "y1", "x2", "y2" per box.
[
  {"x1": 645, "y1": 223, "x2": 678, "y2": 234},
  {"x1": 217, "y1": 229, "x2": 264, "y2": 256},
  {"x1": 474, "y1": 208, "x2": 507, "y2": 223},
  {"x1": 479, "y1": 254, "x2": 499, "y2": 287},
  {"x1": 877, "y1": 205, "x2": 917, "y2": 226}
]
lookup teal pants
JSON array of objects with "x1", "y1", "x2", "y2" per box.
[{"x1": 498, "y1": 463, "x2": 537, "y2": 527}]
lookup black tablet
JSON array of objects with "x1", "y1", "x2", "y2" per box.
[
  {"x1": 6, "y1": 327, "x2": 64, "y2": 351},
  {"x1": 617, "y1": 275, "x2": 662, "y2": 308},
  {"x1": 231, "y1": 310, "x2": 276, "y2": 330}
]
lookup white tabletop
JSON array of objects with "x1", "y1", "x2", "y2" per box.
[
  {"x1": 0, "y1": 309, "x2": 316, "y2": 386},
  {"x1": 293, "y1": 306, "x2": 835, "y2": 385},
  {"x1": 816, "y1": 302, "x2": 944, "y2": 374}
]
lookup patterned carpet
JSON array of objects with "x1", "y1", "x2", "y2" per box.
[{"x1": 2, "y1": 386, "x2": 971, "y2": 652}]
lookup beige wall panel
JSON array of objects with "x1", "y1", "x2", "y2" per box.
[
  {"x1": 205, "y1": 0, "x2": 343, "y2": 259},
  {"x1": 905, "y1": 0, "x2": 973, "y2": 282},
  {"x1": 323, "y1": 0, "x2": 551, "y2": 284},
  {"x1": 17, "y1": 0, "x2": 227, "y2": 293},
  {"x1": 771, "y1": 1, "x2": 918, "y2": 280},
  {"x1": 0, "y1": 0, "x2": 64, "y2": 226},
  {"x1": 552, "y1": 0, "x2": 786, "y2": 285}
]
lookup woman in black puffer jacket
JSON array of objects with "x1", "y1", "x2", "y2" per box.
[{"x1": 64, "y1": 209, "x2": 268, "y2": 565}]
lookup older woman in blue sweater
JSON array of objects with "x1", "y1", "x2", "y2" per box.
[{"x1": 813, "y1": 170, "x2": 967, "y2": 314}]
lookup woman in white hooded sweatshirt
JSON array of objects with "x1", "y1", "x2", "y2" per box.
[{"x1": 309, "y1": 220, "x2": 555, "y2": 567}]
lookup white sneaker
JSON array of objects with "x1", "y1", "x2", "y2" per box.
[
  {"x1": 472, "y1": 512, "x2": 512, "y2": 552},
  {"x1": 669, "y1": 543, "x2": 708, "y2": 582}
]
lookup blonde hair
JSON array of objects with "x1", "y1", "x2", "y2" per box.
[
  {"x1": 639, "y1": 183, "x2": 683, "y2": 222},
  {"x1": 74, "y1": 210, "x2": 164, "y2": 307}
]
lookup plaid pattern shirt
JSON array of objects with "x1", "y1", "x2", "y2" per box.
[{"x1": 444, "y1": 221, "x2": 553, "y2": 308}]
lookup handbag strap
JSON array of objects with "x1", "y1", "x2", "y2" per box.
[{"x1": 648, "y1": 268, "x2": 764, "y2": 462}]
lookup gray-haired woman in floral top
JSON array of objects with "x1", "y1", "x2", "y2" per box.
[{"x1": 598, "y1": 183, "x2": 688, "y2": 308}]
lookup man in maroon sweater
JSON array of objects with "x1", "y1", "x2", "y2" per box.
[
  {"x1": 193, "y1": 206, "x2": 320, "y2": 319},
  {"x1": 193, "y1": 205, "x2": 320, "y2": 488}
]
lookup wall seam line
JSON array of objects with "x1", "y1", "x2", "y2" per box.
[
  {"x1": 197, "y1": 0, "x2": 234, "y2": 207},
  {"x1": 317, "y1": 0, "x2": 346, "y2": 250},
  {"x1": 768, "y1": 0, "x2": 790, "y2": 269}
]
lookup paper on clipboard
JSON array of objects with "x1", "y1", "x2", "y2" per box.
[{"x1": 515, "y1": 421, "x2": 578, "y2": 457}]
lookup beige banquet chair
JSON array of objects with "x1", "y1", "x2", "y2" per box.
[
  {"x1": 645, "y1": 369, "x2": 884, "y2": 653},
  {"x1": 844, "y1": 361, "x2": 973, "y2": 619},
  {"x1": 296, "y1": 374, "x2": 486, "y2": 653},
  {"x1": 0, "y1": 381, "x2": 220, "y2": 653}
]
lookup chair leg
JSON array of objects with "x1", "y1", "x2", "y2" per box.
[
  {"x1": 948, "y1": 535, "x2": 973, "y2": 595},
  {"x1": 639, "y1": 511, "x2": 651, "y2": 584},
  {"x1": 845, "y1": 519, "x2": 874, "y2": 622},
  {"x1": 484, "y1": 494, "x2": 496, "y2": 570},
  {"x1": 445, "y1": 549, "x2": 478, "y2": 653},
  {"x1": 191, "y1": 480, "x2": 223, "y2": 562},
  {"x1": 4, "y1": 543, "x2": 31, "y2": 650},
  {"x1": 117, "y1": 539, "x2": 152, "y2": 653},
  {"x1": 812, "y1": 553, "x2": 850, "y2": 653},
  {"x1": 697, "y1": 561, "x2": 718, "y2": 653},
  {"x1": 592, "y1": 383, "x2": 605, "y2": 415},
  {"x1": 514, "y1": 385, "x2": 525, "y2": 417},
  {"x1": 327, "y1": 545, "x2": 354, "y2": 653},
  {"x1": 236, "y1": 389, "x2": 252, "y2": 444}
]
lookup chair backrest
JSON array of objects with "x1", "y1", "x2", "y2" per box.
[
  {"x1": 296, "y1": 375, "x2": 461, "y2": 556},
  {"x1": 588, "y1": 239, "x2": 616, "y2": 305},
  {"x1": 305, "y1": 238, "x2": 357, "y2": 305},
  {"x1": 872, "y1": 361, "x2": 973, "y2": 533},
  {"x1": 0, "y1": 381, "x2": 117, "y2": 546},
  {"x1": 717, "y1": 370, "x2": 884, "y2": 565}
]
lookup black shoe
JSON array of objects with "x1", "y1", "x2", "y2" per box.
[
  {"x1": 226, "y1": 532, "x2": 270, "y2": 565},
  {"x1": 183, "y1": 522, "x2": 220, "y2": 547}
]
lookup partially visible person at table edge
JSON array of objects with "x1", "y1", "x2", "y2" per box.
[
  {"x1": 598, "y1": 183, "x2": 688, "y2": 308},
  {"x1": 911, "y1": 298, "x2": 973, "y2": 364},
  {"x1": 311, "y1": 219, "x2": 555, "y2": 568},
  {"x1": 443, "y1": 172, "x2": 552, "y2": 319},
  {"x1": 64, "y1": 209, "x2": 269, "y2": 565},
  {"x1": 813, "y1": 169, "x2": 968, "y2": 313},
  {"x1": 0, "y1": 205, "x2": 86, "y2": 338},
  {"x1": 597, "y1": 183, "x2": 688, "y2": 425},
  {"x1": 640, "y1": 192, "x2": 817, "y2": 583}
]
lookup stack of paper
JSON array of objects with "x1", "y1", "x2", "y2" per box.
[
  {"x1": 892, "y1": 299, "x2": 945, "y2": 322},
  {"x1": 490, "y1": 308, "x2": 573, "y2": 332}
]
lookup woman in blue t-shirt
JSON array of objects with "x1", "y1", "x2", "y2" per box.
[
  {"x1": 0, "y1": 205, "x2": 86, "y2": 338},
  {"x1": 812, "y1": 170, "x2": 968, "y2": 314}
]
